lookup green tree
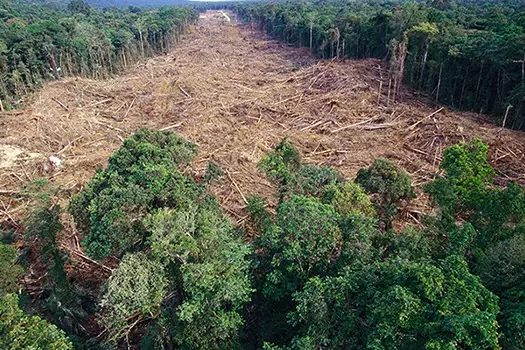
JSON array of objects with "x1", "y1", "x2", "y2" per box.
[
  {"x1": 100, "y1": 252, "x2": 168, "y2": 341},
  {"x1": 71, "y1": 129, "x2": 252, "y2": 348},
  {"x1": 0, "y1": 2, "x2": 198, "y2": 107},
  {"x1": 67, "y1": 0, "x2": 91, "y2": 15},
  {"x1": 0, "y1": 293, "x2": 73, "y2": 350},
  {"x1": 234, "y1": 1, "x2": 525, "y2": 129},
  {"x1": 322, "y1": 182, "x2": 376, "y2": 218},
  {"x1": 69, "y1": 128, "x2": 198, "y2": 259},
  {"x1": 145, "y1": 203, "x2": 252, "y2": 350},
  {"x1": 475, "y1": 233, "x2": 525, "y2": 350},
  {"x1": 425, "y1": 139, "x2": 525, "y2": 349},
  {"x1": 290, "y1": 255, "x2": 500, "y2": 350},
  {"x1": 356, "y1": 158, "x2": 415, "y2": 227},
  {"x1": 259, "y1": 139, "x2": 342, "y2": 200},
  {"x1": 0, "y1": 243, "x2": 23, "y2": 297},
  {"x1": 426, "y1": 139, "x2": 494, "y2": 216},
  {"x1": 261, "y1": 195, "x2": 342, "y2": 300}
]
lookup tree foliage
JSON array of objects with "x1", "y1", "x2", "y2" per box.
[
  {"x1": 323, "y1": 182, "x2": 376, "y2": 218},
  {"x1": 426, "y1": 139, "x2": 494, "y2": 216},
  {"x1": 259, "y1": 139, "x2": 342, "y2": 200},
  {"x1": 70, "y1": 128, "x2": 198, "y2": 259},
  {"x1": 290, "y1": 255, "x2": 499, "y2": 350},
  {"x1": 426, "y1": 139, "x2": 525, "y2": 350},
  {"x1": 0, "y1": 243, "x2": 23, "y2": 297},
  {"x1": 356, "y1": 157, "x2": 415, "y2": 227},
  {"x1": 0, "y1": 293, "x2": 73, "y2": 350},
  {"x1": 245, "y1": 139, "x2": 507, "y2": 350},
  {"x1": 100, "y1": 252, "x2": 167, "y2": 340},
  {"x1": 13, "y1": 133, "x2": 525, "y2": 349},
  {"x1": 69, "y1": 128, "x2": 252, "y2": 348}
]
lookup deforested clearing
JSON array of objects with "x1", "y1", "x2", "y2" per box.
[{"x1": 1, "y1": 10, "x2": 524, "y2": 223}]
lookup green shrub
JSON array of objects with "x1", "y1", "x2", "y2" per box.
[
  {"x1": 0, "y1": 243, "x2": 23, "y2": 297},
  {"x1": 100, "y1": 252, "x2": 168, "y2": 340},
  {"x1": 249, "y1": 194, "x2": 345, "y2": 346},
  {"x1": 246, "y1": 196, "x2": 274, "y2": 234},
  {"x1": 427, "y1": 139, "x2": 494, "y2": 214},
  {"x1": 259, "y1": 139, "x2": 301, "y2": 183},
  {"x1": 379, "y1": 225, "x2": 433, "y2": 260},
  {"x1": 335, "y1": 214, "x2": 378, "y2": 269},
  {"x1": 175, "y1": 203, "x2": 252, "y2": 349},
  {"x1": 323, "y1": 182, "x2": 376, "y2": 218},
  {"x1": 424, "y1": 140, "x2": 525, "y2": 350},
  {"x1": 424, "y1": 139, "x2": 525, "y2": 248},
  {"x1": 252, "y1": 140, "x2": 514, "y2": 349},
  {"x1": 24, "y1": 202, "x2": 63, "y2": 252},
  {"x1": 473, "y1": 183, "x2": 525, "y2": 248},
  {"x1": 141, "y1": 315, "x2": 171, "y2": 350},
  {"x1": 356, "y1": 158, "x2": 414, "y2": 227},
  {"x1": 0, "y1": 293, "x2": 73, "y2": 350},
  {"x1": 425, "y1": 140, "x2": 525, "y2": 248},
  {"x1": 203, "y1": 161, "x2": 224, "y2": 184},
  {"x1": 356, "y1": 158, "x2": 415, "y2": 203},
  {"x1": 296, "y1": 165, "x2": 342, "y2": 198},
  {"x1": 259, "y1": 140, "x2": 342, "y2": 199},
  {"x1": 107, "y1": 128, "x2": 197, "y2": 173},
  {"x1": 426, "y1": 139, "x2": 525, "y2": 252},
  {"x1": 176, "y1": 249, "x2": 252, "y2": 350}
]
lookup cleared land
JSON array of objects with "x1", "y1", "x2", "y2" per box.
[{"x1": 1, "y1": 10, "x2": 525, "y2": 231}]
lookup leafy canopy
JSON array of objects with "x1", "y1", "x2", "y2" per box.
[
  {"x1": 248, "y1": 139, "x2": 502, "y2": 350},
  {"x1": 70, "y1": 128, "x2": 199, "y2": 259},
  {"x1": 0, "y1": 243, "x2": 23, "y2": 297},
  {"x1": 356, "y1": 157, "x2": 415, "y2": 227},
  {"x1": 70, "y1": 129, "x2": 252, "y2": 349},
  {"x1": 0, "y1": 293, "x2": 73, "y2": 350}
]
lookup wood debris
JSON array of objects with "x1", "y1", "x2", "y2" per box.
[{"x1": 1, "y1": 10, "x2": 524, "y2": 261}]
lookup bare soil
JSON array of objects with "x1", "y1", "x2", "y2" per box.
[{"x1": 1, "y1": 10, "x2": 525, "y2": 230}]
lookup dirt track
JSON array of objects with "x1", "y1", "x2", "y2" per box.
[{"x1": 1, "y1": 10, "x2": 525, "y2": 226}]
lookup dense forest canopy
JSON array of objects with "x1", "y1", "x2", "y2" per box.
[
  {"x1": 85, "y1": 0, "x2": 190, "y2": 8},
  {"x1": 1, "y1": 128, "x2": 523, "y2": 349},
  {"x1": 233, "y1": 0, "x2": 525, "y2": 129}
]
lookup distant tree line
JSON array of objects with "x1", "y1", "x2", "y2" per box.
[
  {"x1": 0, "y1": 0, "x2": 198, "y2": 109},
  {"x1": 85, "y1": 0, "x2": 191, "y2": 9},
  {"x1": 233, "y1": 0, "x2": 525, "y2": 130}
]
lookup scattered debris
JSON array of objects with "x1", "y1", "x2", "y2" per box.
[{"x1": 1, "y1": 10, "x2": 524, "y2": 228}]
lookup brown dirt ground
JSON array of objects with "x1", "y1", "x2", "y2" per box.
[{"x1": 1, "y1": 10, "x2": 525, "y2": 234}]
